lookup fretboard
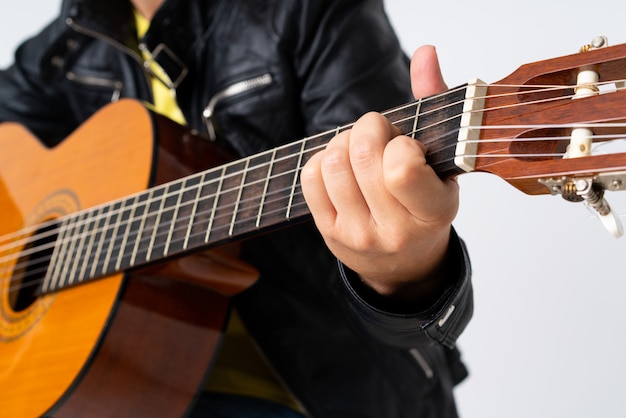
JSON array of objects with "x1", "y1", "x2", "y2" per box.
[{"x1": 41, "y1": 83, "x2": 472, "y2": 293}]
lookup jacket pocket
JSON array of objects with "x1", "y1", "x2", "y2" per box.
[
  {"x1": 202, "y1": 73, "x2": 273, "y2": 141},
  {"x1": 64, "y1": 69, "x2": 125, "y2": 123},
  {"x1": 66, "y1": 70, "x2": 123, "y2": 102}
]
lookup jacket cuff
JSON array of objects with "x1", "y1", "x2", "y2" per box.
[{"x1": 338, "y1": 228, "x2": 473, "y2": 349}]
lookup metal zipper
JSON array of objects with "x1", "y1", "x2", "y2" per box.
[
  {"x1": 65, "y1": 71, "x2": 123, "y2": 102},
  {"x1": 202, "y1": 73, "x2": 273, "y2": 141},
  {"x1": 409, "y1": 348, "x2": 434, "y2": 379}
]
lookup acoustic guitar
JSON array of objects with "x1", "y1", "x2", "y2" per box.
[{"x1": 2, "y1": 39, "x2": 626, "y2": 417}]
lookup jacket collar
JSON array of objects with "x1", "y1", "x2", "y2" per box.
[
  {"x1": 61, "y1": 0, "x2": 214, "y2": 89},
  {"x1": 63, "y1": 0, "x2": 137, "y2": 45}
]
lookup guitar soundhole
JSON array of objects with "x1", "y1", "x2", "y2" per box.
[{"x1": 10, "y1": 222, "x2": 58, "y2": 312}]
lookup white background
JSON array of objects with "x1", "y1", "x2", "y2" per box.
[{"x1": 2, "y1": 1, "x2": 626, "y2": 417}]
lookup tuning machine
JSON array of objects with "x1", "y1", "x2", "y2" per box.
[
  {"x1": 579, "y1": 35, "x2": 609, "y2": 53},
  {"x1": 570, "y1": 36, "x2": 607, "y2": 103},
  {"x1": 540, "y1": 36, "x2": 625, "y2": 237},
  {"x1": 539, "y1": 173, "x2": 626, "y2": 238}
]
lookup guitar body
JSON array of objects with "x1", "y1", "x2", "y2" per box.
[{"x1": 0, "y1": 100, "x2": 258, "y2": 417}]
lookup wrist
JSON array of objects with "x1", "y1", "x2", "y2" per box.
[{"x1": 351, "y1": 227, "x2": 458, "y2": 313}]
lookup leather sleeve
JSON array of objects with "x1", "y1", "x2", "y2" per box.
[{"x1": 339, "y1": 228, "x2": 474, "y2": 349}]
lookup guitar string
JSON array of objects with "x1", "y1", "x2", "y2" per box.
[
  {"x1": 1, "y1": 80, "x2": 624, "y2": 286},
  {"x1": 3, "y1": 127, "x2": 626, "y2": 295},
  {"x1": 2, "y1": 76, "x2": 623, "y2": 249},
  {"x1": 2, "y1": 79, "x2": 625, "y2": 275},
  {"x1": 5, "y1": 128, "x2": 626, "y2": 289},
  {"x1": 2, "y1": 80, "x2": 626, "y2": 293},
  {"x1": 5, "y1": 121, "x2": 612, "y2": 268},
  {"x1": 3, "y1": 77, "x2": 622, "y2": 249},
  {"x1": 0, "y1": 83, "x2": 482, "y2": 251},
  {"x1": 5, "y1": 130, "x2": 626, "y2": 297}
]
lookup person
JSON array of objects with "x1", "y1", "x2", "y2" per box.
[{"x1": 0, "y1": 0, "x2": 473, "y2": 416}]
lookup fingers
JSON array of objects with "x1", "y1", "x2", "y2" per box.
[
  {"x1": 410, "y1": 45, "x2": 448, "y2": 99},
  {"x1": 346, "y1": 113, "x2": 403, "y2": 220},
  {"x1": 301, "y1": 112, "x2": 399, "y2": 235},
  {"x1": 383, "y1": 136, "x2": 459, "y2": 225},
  {"x1": 300, "y1": 44, "x2": 458, "y2": 286},
  {"x1": 299, "y1": 139, "x2": 341, "y2": 230},
  {"x1": 301, "y1": 128, "x2": 363, "y2": 232},
  {"x1": 300, "y1": 110, "x2": 459, "y2": 284}
]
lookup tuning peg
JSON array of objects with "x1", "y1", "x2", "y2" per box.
[
  {"x1": 557, "y1": 36, "x2": 625, "y2": 238},
  {"x1": 574, "y1": 178, "x2": 624, "y2": 238},
  {"x1": 539, "y1": 175, "x2": 625, "y2": 238},
  {"x1": 597, "y1": 210, "x2": 624, "y2": 238},
  {"x1": 579, "y1": 35, "x2": 609, "y2": 52}
]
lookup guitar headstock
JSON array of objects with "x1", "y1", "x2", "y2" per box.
[{"x1": 458, "y1": 37, "x2": 626, "y2": 236}]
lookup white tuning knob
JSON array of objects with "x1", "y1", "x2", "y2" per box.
[{"x1": 598, "y1": 209, "x2": 624, "y2": 238}]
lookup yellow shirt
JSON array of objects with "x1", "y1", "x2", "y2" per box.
[
  {"x1": 134, "y1": 9, "x2": 186, "y2": 126},
  {"x1": 134, "y1": 10, "x2": 302, "y2": 413}
]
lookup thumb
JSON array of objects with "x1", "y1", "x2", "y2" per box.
[{"x1": 410, "y1": 45, "x2": 448, "y2": 99}]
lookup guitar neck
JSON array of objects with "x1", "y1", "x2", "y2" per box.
[{"x1": 41, "y1": 83, "x2": 473, "y2": 293}]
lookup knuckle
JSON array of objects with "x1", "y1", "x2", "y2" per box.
[
  {"x1": 321, "y1": 147, "x2": 349, "y2": 173},
  {"x1": 350, "y1": 141, "x2": 377, "y2": 170}
]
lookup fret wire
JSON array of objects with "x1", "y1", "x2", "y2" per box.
[
  {"x1": 78, "y1": 206, "x2": 102, "y2": 282},
  {"x1": 256, "y1": 148, "x2": 276, "y2": 228},
  {"x1": 130, "y1": 189, "x2": 154, "y2": 266},
  {"x1": 187, "y1": 179, "x2": 309, "y2": 243},
  {"x1": 42, "y1": 217, "x2": 68, "y2": 292},
  {"x1": 286, "y1": 139, "x2": 307, "y2": 220},
  {"x1": 115, "y1": 195, "x2": 139, "y2": 270},
  {"x1": 55, "y1": 213, "x2": 80, "y2": 289},
  {"x1": 114, "y1": 164, "x2": 297, "y2": 255},
  {"x1": 71, "y1": 164, "x2": 259, "y2": 272},
  {"x1": 184, "y1": 172, "x2": 206, "y2": 250},
  {"x1": 89, "y1": 205, "x2": 113, "y2": 278},
  {"x1": 199, "y1": 175, "x2": 295, "y2": 238},
  {"x1": 101, "y1": 201, "x2": 123, "y2": 275},
  {"x1": 57, "y1": 218, "x2": 75, "y2": 288},
  {"x1": 205, "y1": 166, "x2": 226, "y2": 243},
  {"x1": 229, "y1": 158, "x2": 250, "y2": 237},
  {"x1": 174, "y1": 184, "x2": 298, "y2": 250},
  {"x1": 146, "y1": 185, "x2": 168, "y2": 262},
  {"x1": 412, "y1": 99, "x2": 422, "y2": 139},
  {"x1": 67, "y1": 211, "x2": 88, "y2": 285},
  {"x1": 109, "y1": 162, "x2": 297, "y2": 262},
  {"x1": 164, "y1": 180, "x2": 185, "y2": 256},
  {"x1": 122, "y1": 162, "x2": 290, "y2": 258},
  {"x1": 85, "y1": 207, "x2": 108, "y2": 279}
]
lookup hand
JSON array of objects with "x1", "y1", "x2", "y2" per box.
[{"x1": 301, "y1": 45, "x2": 459, "y2": 300}]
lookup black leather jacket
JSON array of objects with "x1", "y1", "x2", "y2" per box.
[{"x1": 0, "y1": 0, "x2": 473, "y2": 416}]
